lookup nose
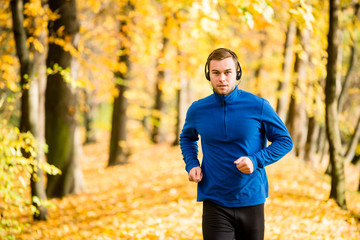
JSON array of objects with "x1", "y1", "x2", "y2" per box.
[{"x1": 219, "y1": 73, "x2": 226, "y2": 81}]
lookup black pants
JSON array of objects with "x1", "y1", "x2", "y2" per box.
[{"x1": 202, "y1": 200, "x2": 265, "y2": 240}]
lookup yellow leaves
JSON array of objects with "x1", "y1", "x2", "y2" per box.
[
  {"x1": 46, "y1": 7, "x2": 61, "y2": 22},
  {"x1": 2, "y1": 54, "x2": 15, "y2": 65},
  {"x1": 266, "y1": 157, "x2": 360, "y2": 240},
  {"x1": 57, "y1": 25, "x2": 66, "y2": 37},
  {"x1": 23, "y1": 1, "x2": 50, "y2": 39},
  {"x1": 163, "y1": 17, "x2": 178, "y2": 39},
  {"x1": 127, "y1": 104, "x2": 149, "y2": 122},
  {"x1": 190, "y1": 0, "x2": 220, "y2": 33},
  {"x1": 245, "y1": 0, "x2": 274, "y2": 25},
  {"x1": 0, "y1": 54, "x2": 18, "y2": 91},
  {"x1": 9, "y1": 137, "x2": 360, "y2": 239},
  {"x1": 26, "y1": 37, "x2": 44, "y2": 53},
  {"x1": 200, "y1": 17, "x2": 218, "y2": 32},
  {"x1": 88, "y1": 0, "x2": 102, "y2": 13},
  {"x1": 176, "y1": 10, "x2": 188, "y2": 23},
  {"x1": 103, "y1": 16, "x2": 117, "y2": 31},
  {"x1": 23, "y1": 0, "x2": 45, "y2": 17},
  {"x1": 48, "y1": 35, "x2": 80, "y2": 59},
  {"x1": 117, "y1": 140, "x2": 128, "y2": 150},
  {"x1": 4, "y1": 79, "x2": 18, "y2": 92},
  {"x1": 219, "y1": 0, "x2": 274, "y2": 29},
  {"x1": 289, "y1": 0, "x2": 315, "y2": 32},
  {"x1": 348, "y1": 88, "x2": 360, "y2": 95},
  {"x1": 114, "y1": 62, "x2": 128, "y2": 74},
  {"x1": 0, "y1": 122, "x2": 61, "y2": 237},
  {"x1": 47, "y1": 63, "x2": 86, "y2": 89}
]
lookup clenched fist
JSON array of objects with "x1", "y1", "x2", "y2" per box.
[
  {"x1": 188, "y1": 166, "x2": 203, "y2": 183},
  {"x1": 234, "y1": 157, "x2": 254, "y2": 174}
]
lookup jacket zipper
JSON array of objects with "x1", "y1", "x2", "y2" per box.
[{"x1": 222, "y1": 97, "x2": 227, "y2": 138}]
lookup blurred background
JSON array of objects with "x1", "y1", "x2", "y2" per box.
[{"x1": 0, "y1": 0, "x2": 359, "y2": 238}]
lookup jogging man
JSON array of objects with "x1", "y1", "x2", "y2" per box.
[{"x1": 180, "y1": 48, "x2": 293, "y2": 240}]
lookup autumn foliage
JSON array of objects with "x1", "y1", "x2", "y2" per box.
[
  {"x1": 1, "y1": 0, "x2": 360, "y2": 239},
  {"x1": 6, "y1": 135, "x2": 360, "y2": 239}
]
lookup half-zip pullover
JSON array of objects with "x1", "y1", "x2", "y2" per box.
[
  {"x1": 180, "y1": 88, "x2": 293, "y2": 207},
  {"x1": 222, "y1": 97, "x2": 227, "y2": 138}
]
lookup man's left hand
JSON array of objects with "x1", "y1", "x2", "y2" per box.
[{"x1": 234, "y1": 157, "x2": 254, "y2": 174}]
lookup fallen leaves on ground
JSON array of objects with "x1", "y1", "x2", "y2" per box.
[{"x1": 11, "y1": 137, "x2": 360, "y2": 239}]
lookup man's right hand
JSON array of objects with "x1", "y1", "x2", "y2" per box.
[{"x1": 188, "y1": 166, "x2": 203, "y2": 183}]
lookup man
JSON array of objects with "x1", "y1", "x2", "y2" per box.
[{"x1": 179, "y1": 48, "x2": 293, "y2": 240}]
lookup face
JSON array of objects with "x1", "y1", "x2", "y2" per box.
[{"x1": 209, "y1": 57, "x2": 237, "y2": 96}]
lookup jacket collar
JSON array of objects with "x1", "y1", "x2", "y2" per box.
[{"x1": 213, "y1": 87, "x2": 241, "y2": 103}]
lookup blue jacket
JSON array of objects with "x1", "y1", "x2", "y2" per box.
[{"x1": 180, "y1": 88, "x2": 293, "y2": 207}]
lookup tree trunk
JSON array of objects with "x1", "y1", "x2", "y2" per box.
[
  {"x1": 173, "y1": 85, "x2": 181, "y2": 146},
  {"x1": 338, "y1": 42, "x2": 356, "y2": 112},
  {"x1": 108, "y1": 2, "x2": 133, "y2": 166},
  {"x1": 151, "y1": 16, "x2": 169, "y2": 143},
  {"x1": 353, "y1": 155, "x2": 360, "y2": 192},
  {"x1": 304, "y1": 60, "x2": 323, "y2": 165},
  {"x1": 45, "y1": 0, "x2": 85, "y2": 198},
  {"x1": 31, "y1": 24, "x2": 48, "y2": 220},
  {"x1": 83, "y1": 89, "x2": 97, "y2": 144},
  {"x1": 254, "y1": 30, "x2": 266, "y2": 97},
  {"x1": 276, "y1": 20, "x2": 296, "y2": 121},
  {"x1": 325, "y1": 0, "x2": 347, "y2": 209},
  {"x1": 344, "y1": 116, "x2": 360, "y2": 163},
  {"x1": 11, "y1": 0, "x2": 48, "y2": 220},
  {"x1": 286, "y1": 27, "x2": 309, "y2": 159},
  {"x1": 316, "y1": 126, "x2": 325, "y2": 154},
  {"x1": 320, "y1": 135, "x2": 329, "y2": 167},
  {"x1": 338, "y1": 3, "x2": 359, "y2": 112},
  {"x1": 173, "y1": 45, "x2": 188, "y2": 146},
  {"x1": 358, "y1": 167, "x2": 360, "y2": 192},
  {"x1": 304, "y1": 116, "x2": 320, "y2": 164}
]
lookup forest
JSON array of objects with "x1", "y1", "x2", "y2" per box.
[{"x1": 1, "y1": 0, "x2": 360, "y2": 239}]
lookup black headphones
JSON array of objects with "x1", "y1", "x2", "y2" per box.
[{"x1": 205, "y1": 48, "x2": 242, "y2": 81}]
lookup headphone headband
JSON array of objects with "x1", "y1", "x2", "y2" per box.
[{"x1": 205, "y1": 48, "x2": 242, "y2": 81}]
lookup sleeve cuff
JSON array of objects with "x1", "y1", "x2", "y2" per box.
[
  {"x1": 185, "y1": 161, "x2": 200, "y2": 173},
  {"x1": 248, "y1": 155, "x2": 262, "y2": 170}
]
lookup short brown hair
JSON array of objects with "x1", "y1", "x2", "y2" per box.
[
  {"x1": 205, "y1": 48, "x2": 241, "y2": 81},
  {"x1": 207, "y1": 48, "x2": 237, "y2": 62}
]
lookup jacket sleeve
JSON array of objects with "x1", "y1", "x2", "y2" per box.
[
  {"x1": 249, "y1": 99, "x2": 293, "y2": 170},
  {"x1": 179, "y1": 105, "x2": 200, "y2": 173}
]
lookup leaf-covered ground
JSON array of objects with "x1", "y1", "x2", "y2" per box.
[{"x1": 12, "y1": 137, "x2": 360, "y2": 239}]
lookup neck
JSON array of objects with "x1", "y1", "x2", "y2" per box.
[{"x1": 214, "y1": 86, "x2": 237, "y2": 96}]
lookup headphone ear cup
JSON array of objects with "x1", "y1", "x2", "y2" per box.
[
  {"x1": 205, "y1": 61, "x2": 210, "y2": 81},
  {"x1": 206, "y1": 72, "x2": 210, "y2": 81},
  {"x1": 236, "y1": 64, "x2": 242, "y2": 80},
  {"x1": 236, "y1": 70, "x2": 241, "y2": 80}
]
